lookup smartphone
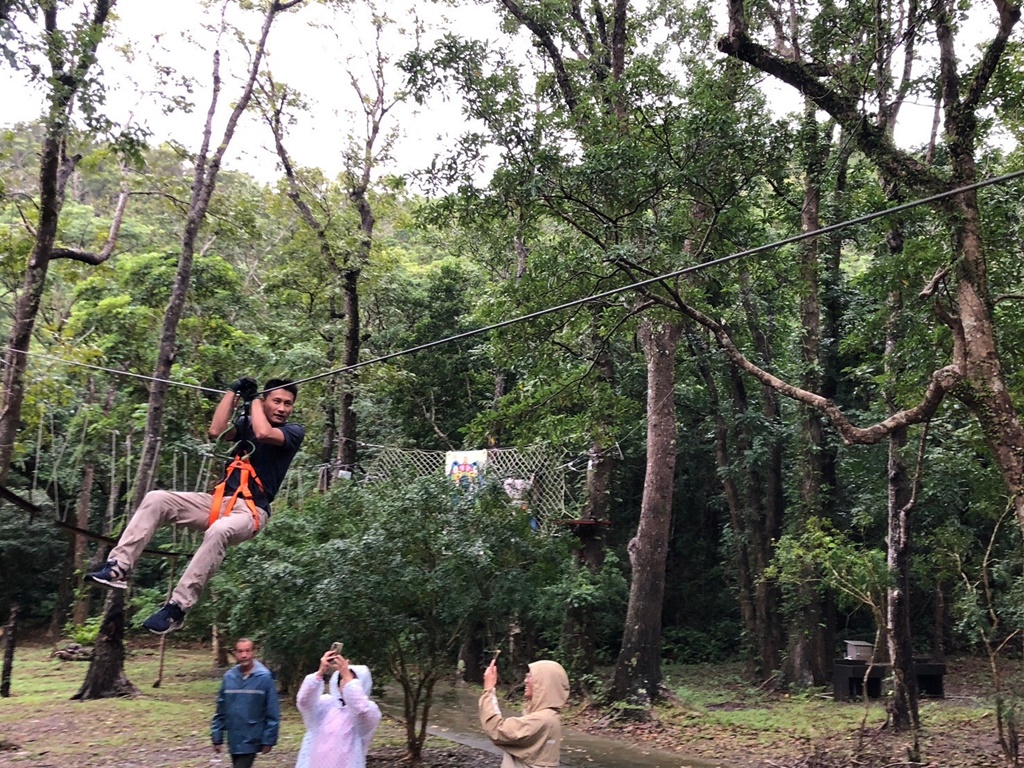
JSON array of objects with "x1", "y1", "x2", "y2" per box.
[{"x1": 331, "y1": 641, "x2": 344, "y2": 656}]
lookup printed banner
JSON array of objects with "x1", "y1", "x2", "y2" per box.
[{"x1": 445, "y1": 450, "x2": 487, "y2": 488}]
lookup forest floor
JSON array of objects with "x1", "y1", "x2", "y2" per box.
[{"x1": 0, "y1": 638, "x2": 1020, "y2": 768}]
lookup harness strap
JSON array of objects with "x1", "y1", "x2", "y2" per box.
[{"x1": 209, "y1": 455, "x2": 266, "y2": 532}]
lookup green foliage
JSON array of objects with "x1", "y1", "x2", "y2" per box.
[
  {"x1": 356, "y1": 257, "x2": 494, "y2": 450},
  {"x1": 769, "y1": 518, "x2": 890, "y2": 620},
  {"x1": 211, "y1": 475, "x2": 569, "y2": 754},
  {"x1": 63, "y1": 615, "x2": 103, "y2": 646},
  {"x1": 0, "y1": 500, "x2": 65, "y2": 621},
  {"x1": 533, "y1": 552, "x2": 628, "y2": 666},
  {"x1": 5, "y1": 0, "x2": 1024, "y2": 707},
  {"x1": 662, "y1": 625, "x2": 741, "y2": 665}
]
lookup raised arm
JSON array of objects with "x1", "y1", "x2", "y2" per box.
[
  {"x1": 248, "y1": 394, "x2": 288, "y2": 446},
  {"x1": 209, "y1": 390, "x2": 239, "y2": 441}
]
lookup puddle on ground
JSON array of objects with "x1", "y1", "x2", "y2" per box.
[{"x1": 377, "y1": 683, "x2": 726, "y2": 768}]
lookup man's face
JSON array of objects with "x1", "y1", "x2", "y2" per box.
[
  {"x1": 524, "y1": 670, "x2": 533, "y2": 700},
  {"x1": 235, "y1": 641, "x2": 255, "y2": 672},
  {"x1": 261, "y1": 389, "x2": 295, "y2": 427}
]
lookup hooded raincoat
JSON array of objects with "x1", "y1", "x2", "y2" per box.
[
  {"x1": 295, "y1": 665, "x2": 382, "y2": 768},
  {"x1": 478, "y1": 660, "x2": 570, "y2": 768},
  {"x1": 211, "y1": 660, "x2": 280, "y2": 756}
]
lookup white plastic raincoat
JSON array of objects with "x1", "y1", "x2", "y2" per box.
[{"x1": 295, "y1": 665, "x2": 382, "y2": 768}]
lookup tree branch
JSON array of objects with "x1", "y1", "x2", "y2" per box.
[
  {"x1": 51, "y1": 185, "x2": 130, "y2": 264},
  {"x1": 962, "y1": 0, "x2": 1020, "y2": 115},
  {"x1": 717, "y1": 2, "x2": 947, "y2": 195},
  {"x1": 669, "y1": 298, "x2": 961, "y2": 444},
  {"x1": 498, "y1": 0, "x2": 578, "y2": 113}
]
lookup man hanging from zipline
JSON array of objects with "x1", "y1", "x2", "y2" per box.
[{"x1": 87, "y1": 377, "x2": 305, "y2": 634}]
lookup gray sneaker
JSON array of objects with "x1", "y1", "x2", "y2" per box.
[{"x1": 85, "y1": 560, "x2": 128, "y2": 590}]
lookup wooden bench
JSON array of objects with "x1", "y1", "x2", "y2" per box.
[{"x1": 832, "y1": 659, "x2": 946, "y2": 701}]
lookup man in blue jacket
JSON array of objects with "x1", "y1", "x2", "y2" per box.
[{"x1": 211, "y1": 638, "x2": 280, "y2": 768}]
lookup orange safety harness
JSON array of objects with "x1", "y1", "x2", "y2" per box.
[{"x1": 208, "y1": 453, "x2": 266, "y2": 532}]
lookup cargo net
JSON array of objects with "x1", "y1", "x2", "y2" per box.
[{"x1": 363, "y1": 445, "x2": 574, "y2": 525}]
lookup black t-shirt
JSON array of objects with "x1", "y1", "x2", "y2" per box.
[{"x1": 222, "y1": 417, "x2": 305, "y2": 513}]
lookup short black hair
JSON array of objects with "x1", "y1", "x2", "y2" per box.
[{"x1": 264, "y1": 378, "x2": 298, "y2": 399}]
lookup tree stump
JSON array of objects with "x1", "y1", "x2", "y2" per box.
[{"x1": 72, "y1": 591, "x2": 139, "y2": 699}]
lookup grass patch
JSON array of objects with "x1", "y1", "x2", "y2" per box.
[{"x1": 0, "y1": 641, "x2": 420, "y2": 768}]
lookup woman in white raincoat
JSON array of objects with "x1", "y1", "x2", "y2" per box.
[{"x1": 295, "y1": 648, "x2": 382, "y2": 768}]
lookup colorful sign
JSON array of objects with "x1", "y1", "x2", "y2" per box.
[{"x1": 445, "y1": 450, "x2": 487, "y2": 488}]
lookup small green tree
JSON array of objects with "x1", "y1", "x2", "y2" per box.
[
  {"x1": 218, "y1": 474, "x2": 569, "y2": 760},
  {"x1": 769, "y1": 518, "x2": 891, "y2": 663}
]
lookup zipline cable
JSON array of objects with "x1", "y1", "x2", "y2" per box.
[
  {"x1": 6, "y1": 169, "x2": 1022, "y2": 551},
  {"x1": 0, "y1": 348, "x2": 224, "y2": 394},
  {"x1": 4, "y1": 168, "x2": 1024, "y2": 396},
  {"x1": 284, "y1": 167, "x2": 1024, "y2": 390}
]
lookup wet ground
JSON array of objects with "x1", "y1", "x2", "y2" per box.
[{"x1": 378, "y1": 683, "x2": 721, "y2": 768}]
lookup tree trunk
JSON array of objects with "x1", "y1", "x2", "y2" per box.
[
  {"x1": 0, "y1": 1, "x2": 116, "y2": 482},
  {"x1": 737, "y1": 368, "x2": 786, "y2": 682},
  {"x1": 932, "y1": 581, "x2": 946, "y2": 662},
  {"x1": 399, "y1": 670, "x2": 437, "y2": 761},
  {"x1": 132, "y1": 1, "x2": 291, "y2": 504},
  {"x1": 784, "y1": 103, "x2": 832, "y2": 687},
  {"x1": 0, "y1": 147, "x2": 78, "y2": 483},
  {"x1": 560, "y1": 443, "x2": 611, "y2": 675},
  {"x1": 884, "y1": 283, "x2": 920, "y2": 730},
  {"x1": 612, "y1": 318, "x2": 681, "y2": 705},
  {"x1": 336, "y1": 267, "x2": 361, "y2": 473},
  {"x1": 90, "y1": 3, "x2": 295, "y2": 700},
  {"x1": 72, "y1": 592, "x2": 139, "y2": 700},
  {"x1": 1, "y1": 603, "x2": 19, "y2": 697},
  {"x1": 212, "y1": 624, "x2": 230, "y2": 667},
  {"x1": 736, "y1": 285, "x2": 788, "y2": 680},
  {"x1": 693, "y1": 338, "x2": 757, "y2": 672},
  {"x1": 458, "y1": 631, "x2": 485, "y2": 684},
  {"x1": 48, "y1": 534, "x2": 75, "y2": 639},
  {"x1": 562, "y1": 341, "x2": 615, "y2": 674},
  {"x1": 70, "y1": 461, "x2": 97, "y2": 626},
  {"x1": 886, "y1": 423, "x2": 919, "y2": 729}
]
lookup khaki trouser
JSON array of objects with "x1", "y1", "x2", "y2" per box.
[{"x1": 109, "y1": 490, "x2": 268, "y2": 612}]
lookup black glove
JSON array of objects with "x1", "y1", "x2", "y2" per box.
[{"x1": 229, "y1": 377, "x2": 260, "y2": 403}]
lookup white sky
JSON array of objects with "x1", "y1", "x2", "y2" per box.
[
  {"x1": 0, "y1": 0, "x2": 1015, "y2": 188},
  {"x1": 2, "y1": 0, "x2": 510, "y2": 187}
]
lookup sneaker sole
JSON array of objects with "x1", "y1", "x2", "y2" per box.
[
  {"x1": 145, "y1": 619, "x2": 185, "y2": 635},
  {"x1": 86, "y1": 575, "x2": 128, "y2": 590}
]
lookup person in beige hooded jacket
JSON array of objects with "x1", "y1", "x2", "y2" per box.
[{"x1": 479, "y1": 658, "x2": 570, "y2": 768}]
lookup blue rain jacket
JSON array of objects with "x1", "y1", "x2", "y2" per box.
[{"x1": 211, "y1": 660, "x2": 280, "y2": 755}]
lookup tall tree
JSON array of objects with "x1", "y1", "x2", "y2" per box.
[
  {"x1": 612, "y1": 317, "x2": 682, "y2": 703},
  {"x1": 0, "y1": 0, "x2": 127, "y2": 483},
  {"x1": 131, "y1": 0, "x2": 304, "y2": 506},
  {"x1": 75, "y1": 0, "x2": 304, "y2": 703},
  {"x1": 257, "y1": 10, "x2": 400, "y2": 476},
  {"x1": 403, "y1": 0, "x2": 782, "y2": 701},
  {"x1": 713, "y1": 0, "x2": 1024, "y2": 525}
]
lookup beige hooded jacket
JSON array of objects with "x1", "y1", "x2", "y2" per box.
[{"x1": 478, "y1": 660, "x2": 570, "y2": 768}]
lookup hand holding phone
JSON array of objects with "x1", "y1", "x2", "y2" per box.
[{"x1": 484, "y1": 651, "x2": 499, "y2": 690}]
